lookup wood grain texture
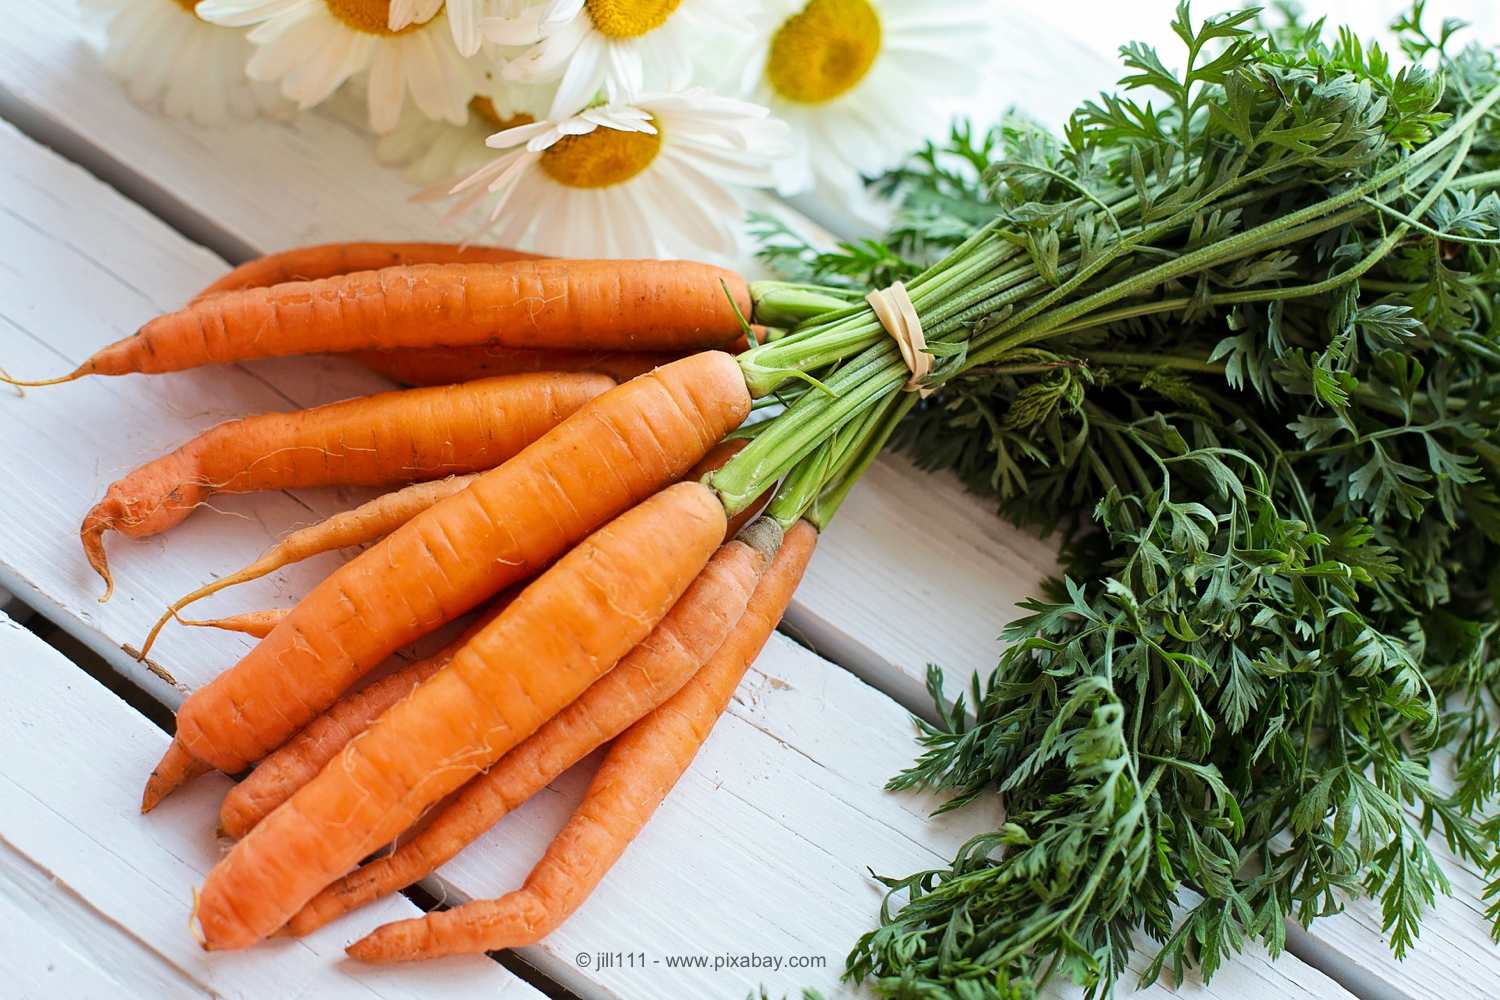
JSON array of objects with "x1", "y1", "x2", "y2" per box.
[
  {"x1": 0, "y1": 613, "x2": 539, "y2": 1000},
  {"x1": 0, "y1": 1, "x2": 1484, "y2": 996},
  {"x1": 0, "y1": 113, "x2": 1350, "y2": 999},
  {"x1": 0, "y1": 0, "x2": 1066, "y2": 717}
]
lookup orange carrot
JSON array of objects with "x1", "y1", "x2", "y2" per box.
[
  {"x1": 149, "y1": 352, "x2": 748, "y2": 804},
  {"x1": 239, "y1": 445, "x2": 763, "y2": 844},
  {"x1": 285, "y1": 521, "x2": 780, "y2": 936},
  {"x1": 193, "y1": 243, "x2": 541, "y2": 301},
  {"x1": 12, "y1": 261, "x2": 749, "y2": 383},
  {"x1": 346, "y1": 519, "x2": 817, "y2": 962},
  {"x1": 218, "y1": 595, "x2": 515, "y2": 840},
  {"x1": 193, "y1": 481, "x2": 728, "y2": 950},
  {"x1": 140, "y1": 475, "x2": 480, "y2": 659},
  {"x1": 141, "y1": 741, "x2": 212, "y2": 813},
  {"x1": 181, "y1": 609, "x2": 287, "y2": 639},
  {"x1": 84, "y1": 372, "x2": 611, "y2": 599},
  {"x1": 350, "y1": 345, "x2": 679, "y2": 386},
  {"x1": 350, "y1": 333, "x2": 757, "y2": 388}
]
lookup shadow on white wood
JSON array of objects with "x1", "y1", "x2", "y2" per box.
[
  {"x1": 0, "y1": 0, "x2": 1067, "y2": 718},
  {"x1": 0, "y1": 613, "x2": 539, "y2": 1000},
  {"x1": 0, "y1": 4, "x2": 1460, "y2": 999},
  {"x1": 0, "y1": 109, "x2": 1353, "y2": 1000}
]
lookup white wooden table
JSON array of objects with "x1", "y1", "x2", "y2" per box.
[{"x1": 0, "y1": 3, "x2": 1496, "y2": 998}]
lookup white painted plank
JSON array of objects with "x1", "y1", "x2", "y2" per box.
[
  {"x1": 448, "y1": 630, "x2": 1351, "y2": 1000},
  {"x1": 0, "y1": 613, "x2": 540, "y2": 1000},
  {"x1": 0, "y1": 886, "x2": 148, "y2": 1000},
  {"x1": 0, "y1": 0, "x2": 1066, "y2": 717},
  {"x1": 1279, "y1": 753, "x2": 1500, "y2": 1000},
  {"x1": 0, "y1": 116, "x2": 1349, "y2": 999}
]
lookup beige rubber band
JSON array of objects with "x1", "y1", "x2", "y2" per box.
[{"x1": 866, "y1": 281, "x2": 933, "y2": 396}]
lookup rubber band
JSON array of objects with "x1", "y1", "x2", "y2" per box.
[{"x1": 865, "y1": 281, "x2": 933, "y2": 396}]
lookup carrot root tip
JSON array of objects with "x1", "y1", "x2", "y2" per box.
[
  {"x1": 0, "y1": 364, "x2": 86, "y2": 388},
  {"x1": 141, "y1": 738, "x2": 208, "y2": 812},
  {"x1": 80, "y1": 512, "x2": 115, "y2": 603},
  {"x1": 345, "y1": 931, "x2": 392, "y2": 964}
]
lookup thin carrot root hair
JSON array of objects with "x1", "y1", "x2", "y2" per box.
[
  {"x1": 181, "y1": 609, "x2": 288, "y2": 640},
  {"x1": 0, "y1": 366, "x2": 90, "y2": 388},
  {"x1": 165, "y1": 352, "x2": 747, "y2": 794},
  {"x1": 344, "y1": 519, "x2": 815, "y2": 963},
  {"x1": 139, "y1": 474, "x2": 480, "y2": 659},
  {"x1": 193, "y1": 481, "x2": 730, "y2": 950},
  {"x1": 141, "y1": 738, "x2": 211, "y2": 814},
  {"x1": 284, "y1": 523, "x2": 779, "y2": 936}
]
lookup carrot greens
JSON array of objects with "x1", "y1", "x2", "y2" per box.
[{"x1": 729, "y1": 3, "x2": 1500, "y2": 995}]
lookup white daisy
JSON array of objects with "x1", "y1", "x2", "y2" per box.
[
  {"x1": 485, "y1": 0, "x2": 751, "y2": 119},
  {"x1": 734, "y1": 0, "x2": 991, "y2": 218},
  {"x1": 196, "y1": 0, "x2": 477, "y2": 133},
  {"x1": 388, "y1": 0, "x2": 504, "y2": 56},
  {"x1": 376, "y1": 78, "x2": 555, "y2": 183},
  {"x1": 446, "y1": 88, "x2": 791, "y2": 259},
  {"x1": 81, "y1": 0, "x2": 286, "y2": 126}
]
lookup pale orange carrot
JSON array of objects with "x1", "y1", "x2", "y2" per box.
[
  {"x1": 147, "y1": 352, "x2": 748, "y2": 807},
  {"x1": 11, "y1": 261, "x2": 750, "y2": 383},
  {"x1": 193, "y1": 243, "x2": 541, "y2": 301},
  {"x1": 218, "y1": 442, "x2": 760, "y2": 844},
  {"x1": 140, "y1": 475, "x2": 481, "y2": 659},
  {"x1": 285, "y1": 521, "x2": 779, "y2": 936},
  {"x1": 216, "y1": 594, "x2": 517, "y2": 840},
  {"x1": 181, "y1": 609, "x2": 286, "y2": 639},
  {"x1": 84, "y1": 372, "x2": 611, "y2": 599},
  {"x1": 350, "y1": 345, "x2": 679, "y2": 386},
  {"x1": 141, "y1": 741, "x2": 212, "y2": 813},
  {"x1": 346, "y1": 520, "x2": 817, "y2": 962},
  {"x1": 351, "y1": 333, "x2": 756, "y2": 387},
  {"x1": 193, "y1": 481, "x2": 728, "y2": 950}
]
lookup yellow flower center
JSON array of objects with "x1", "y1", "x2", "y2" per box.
[
  {"x1": 540, "y1": 123, "x2": 662, "y2": 188},
  {"x1": 324, "y1": 0, "x2": 415, "y2": 35},
  {"x1": 470, "y1": 97, "x2": 536, "y2": 131},
  {"x1": 766, "y1": 0, "x2": 882, "y2": 104},
  {"x1": 172, "y1": 0, "x2": 200, "y2": 13},
  {"x1": 584, "y1": 0, "x2": 682, "y2": 39}
]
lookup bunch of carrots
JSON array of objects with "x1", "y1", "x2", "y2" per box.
[{"x1": 5, "y1": 240, "x2": 903, "y2": 962}]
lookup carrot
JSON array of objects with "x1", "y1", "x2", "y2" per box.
[
  {"x1": 193, "y1": 481, "x2": 728, "y2": 950},
  {"x1": 350, "y1": 345, "x2": 679, "y2": 386},
  {"x1": 346, "y1": 519, "x2": 817, "y2": 962},
  {"x1": 149, "y1": 351, "x2": 748, "y2": 802},
  {"x1": 285, "y1": 521, "x2": 780, "y2": 936},
  {"x1": 193, "y1": 243, "x2": 541, "y2": 301},
  {"x1": 84, "y1": 372, "x2": 611, "y2": 599},
  {"x1": 141, "y1": 740, "x2": 213, "y2": 813},
  {"x1": 350, "y1": 333, "x2": 757, "y2": 388},
  {"x1": 181, "y1": 609, "x2": 287, "y2": 639},
  {"x1": 224, "y1": 442, "x2": 765, "y2": 841},
  {"x1": 140, "y1": 475, "x2": 480, "y2": 659},
  {"x1": 218, "y1": 594, "x2": 515, "y2": 840},
  {"x1": 9, "y1": 260, "x2": 750, "y2": 383}
]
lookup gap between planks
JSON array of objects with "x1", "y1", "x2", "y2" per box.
[
  {"x1": 0, "y1": 0, "x2": 1066, "y2": 723},
  {"x1": 0, "y1": 99, "x2": 1350, "y2": 1000},
  {"x1": 0, "y1": 5, "x2": 1466, "y2": 999}
]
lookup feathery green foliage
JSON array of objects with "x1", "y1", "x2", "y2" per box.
[{"x1": 746, "y1": 2, "x2": 1500, "y2": 995}]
